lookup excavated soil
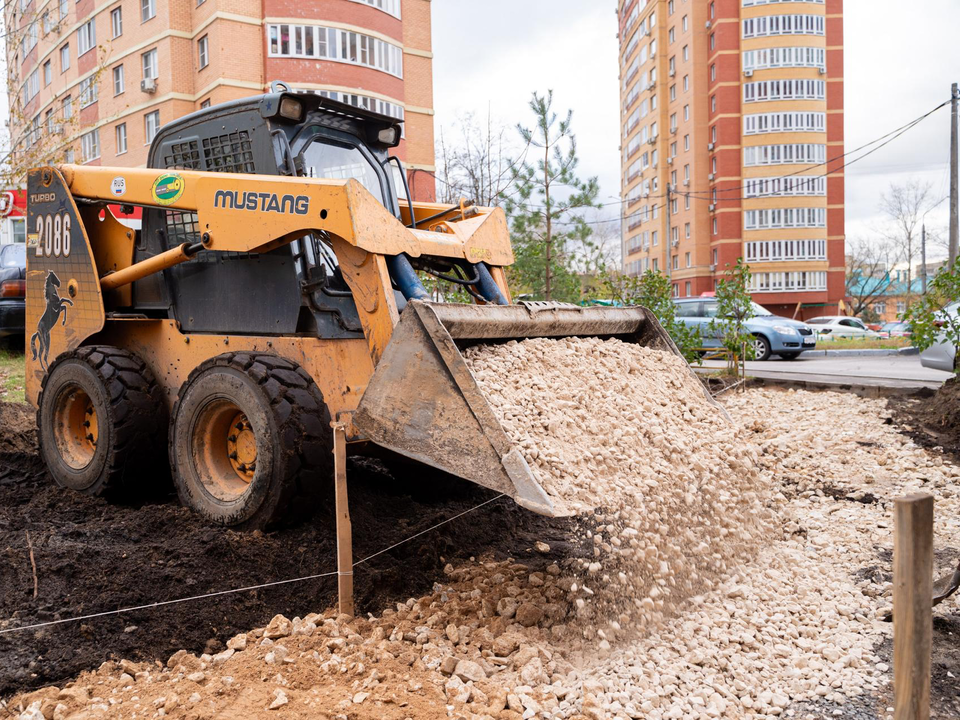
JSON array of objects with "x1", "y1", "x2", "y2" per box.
[
  {"x1": 889, "y1": 376, "x2": 960, "y2": 465},
  {"x1": 0, "y1": 403, "x2": 579, "y2": 698}
]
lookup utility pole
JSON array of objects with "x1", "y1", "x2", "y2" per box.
[
  {"x1": 921, "y1": 223, "x2": 927, "y2": 294},
  {"x1": 950, "y1": 82, "x2": 959, "y2": 267}
]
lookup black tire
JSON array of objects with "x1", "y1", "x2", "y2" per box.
[
  {"x1": 779, "y1": 352, "x2": 801, "y2": 360},
  {"x1": 169, "y1": 352, "x2": 332, "y2": 530},
  {"x1": 37, "y1": 346, "x2": 167, "y2": 497},
  {"x1": 752, "y1": 334, "x2": 772, "y2": 361}
]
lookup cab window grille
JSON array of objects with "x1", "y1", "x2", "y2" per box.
[{"x1": 202, "y1": 130, "x2": 255, "y2": 173}]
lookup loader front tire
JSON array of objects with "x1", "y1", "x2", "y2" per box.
[
  {"x1": 38, "y1": 346, "x2": 167, "y2": 497},
  {"x1": 170, "y1": 353, "x2": 332, "y2": 530}
]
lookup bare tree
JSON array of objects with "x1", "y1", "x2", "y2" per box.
[
  {"x1": 845, "y1": 237, "x2": 897, "y2": 316},
  {"x1": 434, "y1": 110, "x2": 516, "y2": 206},
  {"x1": 880, "y1": 180, "x2": 936, "y2": 309}
]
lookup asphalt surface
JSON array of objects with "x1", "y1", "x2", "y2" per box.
[{"x1": 698, "y1": 353, "x2": 953, "y2": 391}]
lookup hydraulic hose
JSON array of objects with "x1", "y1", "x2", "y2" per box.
[{"x1": 386, "y1": 253, "x2": 430, "y2": 301}]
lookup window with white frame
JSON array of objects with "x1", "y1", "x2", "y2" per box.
[
  {"x1": 44, "y1": 109, "x2": 53, "y2": 134},
  {"x1": 198, "y1": 35, "x2": 208, "y2": 68},
  {"x1": 22, "y1": 21, "x2": 38, "y2": 54},
  {"x1": 60, "y1": 44, "x2": 70, "y2": 71},
  {"x1": 744, "y1": 143, "x2": 826, "y2": 166},
  {"x1": 115, "y1": 123, "x2": 127, "y2": 154},
  {"x1": 23, "y1": 69, "x2": 39, "y2": 105},
  {"x1": 267, "y1": 24, "x2": 403, "y2": 78},
  {"x1": 742, "y1": 14, "x2": 825, "y2": 38},
  {"x1": 144, "y1": 110, "x2": 160, "y2": 143},
  {"x1": 748, "y1": 271, "x2": 827, "y2": 293},
  {"x1": 80, "y1": 128, "x2": 100, "y2": 162},
  {"x1": 142, "y1": 48, "x2": 158, "y2": 79},
  {"x1": 744, "y1": 111, "x2": 826, "y2": 135},
  {"x1": 743, "y1": 0, "x2": 823, "y2": 6},
  {"x1": 873, "y1": 302, "x2": 886, "y2": 315},
  {"x1": 743, "y1": 79, "x2": 825, "y2": 103},
  {"x1": 62, "y1": 95, "x2": 73, "y2": 119},
  {"x1": 744, "y1": 207, "x2": 826, "y2": 230},
  {"x1": 744, "y1": 239, "x2": 827, "y2": 262},
  {"x1": 200, "y1": 98, "x2": 211, "y2": 108},
  {"x1": 113, "y1": 64, "x2": 124, "y2": 95},
  {"x1": 78, "y1": 76, "x2": 98, "y2": 107},
  {"x1": 43, "y1": 60, "x2": 51, "y2": 86},
  {"x1": 78, "y1": 18, "x2": 95, "y2": 55},
  {"x1": 111, "y1": 7, "x2": 122, "y2": 37},
  {"x1": 346, "y1": 0, "x2": 401, "y2": 18},
  {"x1": 742, "y1": 46, "x2": 825, "y2": 72},
  {"x1": 141, "y1": 0, "x2": 155, "y2": 22},
  {"x1": 59, "y1": 0, "x2": 68, "y2": 20},
  {"x1": 744, "y1": 175, "x2": 826, "y2": 197},
  {"x1": 897, "y1": 300, "x2": 906, "y2": 314}
]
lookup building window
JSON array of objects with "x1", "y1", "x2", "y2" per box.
[
  {"x1": 873, "y1": 302, "x2": 886, "y2": 316},
  {"x1": 22, "y1": 69, "x2": 39, "y2": 106},
  {"x1": 668, "y1": 0, "x2": 674, "y2": 14},
  {"x1": 113, "y1": 64, "x2": 124, "y2": 95},
  {"x1": 710, "y1": 33, "x2": 715, "y2": 51},
  {"x1": 43, "y1": 60, "x2": 51, "y2": 86},
  {"x1": 59, "y1": 0, "x2": 68, "y2": 20},
  {"x1": 267, "y1": 23, "x2": 404, "y2": 78},
  {"x1": 144, "y1": 110, "x2": 160, "y2": 143},
  {"x1": 711, "y1": 95, "x2": 716, "y2": 112},
  {"x1": 743, "y1": 144, "x2": 827, "y2": 167},
  {"x1": 683, "y1": 134, "x2": 690, "y2": 151},
  {"x1": 60, "y1": 44, "x2": 69, "y2": 71},
  {"x1": 80, "y1": 129, "x2": 100, "y2": 162},
  {"x1": 742, "y1": 14, "x2": 825, "y2": 39},
  {"x1": 77, "y1": 18, "x2": 95, "y2": 55},
  {"x1": 79, "y1": 76, "x2": 98, "y2": 107},
  {"x1": 682, "y1": 45, "x2": 689, "y2": 61},
  {"x1": 141, "y1": 0, "x2": 156, "y2": 22},
  {"x1": 744, "y1": 0, "x2": 823, "y2": 5},
  {"x1": 897, "y1": 300, "x2": 906, "y2": 315},
  {"x1": 62, "y1": 95, "x2": 73, "y2": 119},
  {"x1": 685, "y1": 281, "x2": 691, "y2": 297},
  {"x1": 744, "y1": 207, "x2": 826, "y2": 230},
  {"x1": 743, "y1": 46, "x2": 826, "y2": 73},
  {"x1": 749, "y1": 271, "x2": 827, "y2": 293},
  {"x1": 346, "y1": 0, "x2": 401, "y2": 18},
  {"x1": 111, "y1": 6, "x2": 122, "y2": 37},
  {"x1": 115, "y1": 123, "x2": 127, "y2": 154},
  {"x1": 713, "y1": 249, "x2": 718, "y2": 265},
  {"x1": 668, "y1": 27, "x2": 675, "y2": 44},
  {"x1": 743, "y1": 175, "x2": 826, "y2": 197},
  {"x1": 683, "y1": 104, "x2": 690, "y2": 121},
  {"x1": 682, "y1": 15, "x2": 688, "y2": 32},
  {"x1": 200, "y1": 99, "x2": 211, "y2": 108},
  {"x1": 712, "y1": 125, "x2": 717, "y2": 142},
  {"x1": 744, "y1": 239, "x2": 826, "y2": 262},
  {"x1": 142, "y1": 48, "x2": 158, "y2": 79},
  {"x1": 744, "y1": 111, "x2": 826, "y2": 135},
  {"x1": 198, "y1": 35, "x2": 209, "y2": 68},
  {"x1": 710, "y1": 63, "x2": 716, "y2": 81},
  {"x1": 670, "y1": 85, "x2": 676, "y2": 101}
]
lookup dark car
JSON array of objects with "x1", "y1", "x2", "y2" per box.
[{"x1": 0, "y1": 244, "x2": 26, "y2": 340}]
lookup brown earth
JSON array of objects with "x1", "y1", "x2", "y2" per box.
[
  {"x1": 888, "y1": 375, "x2": 960, "y2": 465},
  {"x1": 0, "y1": 401, "x2": 581, "y2": 699}
]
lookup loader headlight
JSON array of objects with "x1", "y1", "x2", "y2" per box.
[
  {"x1": 279, "y1": 97, "x2": 303, "y2": 121},
  {"x1": 377, "y1": 126, "x2": 400, "y2": 146}
]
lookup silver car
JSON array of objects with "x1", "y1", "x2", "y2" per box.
[
  {"x1": 805, "y1": 315, "x2": 881, "y2": 340},
  {"x1": 920, "y1": 301, "x2": 958, "y2": 372}
]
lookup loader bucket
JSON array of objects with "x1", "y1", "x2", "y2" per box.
[{"x1": 353, "y1": 300, "x2": 716, "y2": 517}]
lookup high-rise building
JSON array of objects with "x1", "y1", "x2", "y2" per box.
[
  {"x1": 617, "y1": 0, "x2": 844, "y2": 318},
  {"x1": 4, "y1": 0, "x2": 436, "y2": 200}
]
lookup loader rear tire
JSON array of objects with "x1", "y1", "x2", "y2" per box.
[
  {"x1": 169, "y1": 352, "x2": 332, "y2": 530},
  {"x1": 38, "y1": 346, "x2": 167, "y2": 498}
]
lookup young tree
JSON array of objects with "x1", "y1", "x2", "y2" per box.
[
  {"x1": 505, "y1": 90, "x2": 600, "y2": 302},
  {"x1": 712, "y1": 259, "x2": 756, "y2": 374},
  {"x1": 902, "y1": 259, "x2": 960, "y2": 373},
  {"x1": 435, "y1": 111, "x2": 515, "y2": 207},
  {"x1": 880, "y1": 180, "x2": 937, "y2": 310},
  {"x1": 845, "y1": 237, "x2": 897, "y2": 316},
  {"x1": 602, "y1": 269, "x2": 701, "y2": 364}
]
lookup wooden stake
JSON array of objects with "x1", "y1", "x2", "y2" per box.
[
  {"x1": 894, "y1": 493, "x2": 933, "y2": 720},
  {"x1": 332, "y1": 422, "x2": 354, "y2": 618}
]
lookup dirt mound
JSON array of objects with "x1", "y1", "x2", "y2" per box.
[
  {"x1": 926, "y1": 375, "x2": 960, "y2": 431},
  {"x1": 0, "y1": 402, "x2": 36, "y2": 456},
  {"x1": 0, "y1": 407, "x2": 580, "y2": 698},
  {"x1": 888, "y1": 375, "x2": 960, "y2": 464}
]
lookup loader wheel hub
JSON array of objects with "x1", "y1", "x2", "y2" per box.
[
  {"x1": 193, "y1": 400, "x2": 257, "y2": 501},
  {"x1": 52, "y1": 386, "x2": 98, "y2": 470}
]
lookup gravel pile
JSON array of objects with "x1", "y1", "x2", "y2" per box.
[{"x1": 7, "y1": 354, "x2": 960, "y2": 720}]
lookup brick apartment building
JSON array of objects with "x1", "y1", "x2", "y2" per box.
[
  {"x1": 617, "y1": 0, "x2": 844, "y2": 319},
  {"x1": 4, "y1": 0, "x2": 436, "y2": 202}
]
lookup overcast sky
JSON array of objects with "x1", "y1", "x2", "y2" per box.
[{"x1": 432, "y1": 0, "x2": 960, "y2": 259}]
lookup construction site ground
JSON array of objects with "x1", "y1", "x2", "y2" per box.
[{"x1": 1, "y1": 378, "x2": 960, "y2": 719}]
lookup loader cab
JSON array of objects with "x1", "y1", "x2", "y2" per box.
[{"x1": 132, "y1": 87, "x2": 404, "y2": 339}]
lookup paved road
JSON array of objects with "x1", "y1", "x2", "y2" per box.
[{"x1": 697, "y1": 353, "x2": 953, "y2": 391}]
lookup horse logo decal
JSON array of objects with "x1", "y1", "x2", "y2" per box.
[{"x1": 30, "y1": 271, "x2": 74, "y2": 371}]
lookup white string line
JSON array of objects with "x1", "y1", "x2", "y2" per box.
[{"x1": 0, "y1": 493, "x2": 508, "y2": 636}]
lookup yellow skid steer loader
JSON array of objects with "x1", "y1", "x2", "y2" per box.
[{"x1": 25, "y1": 86, "x2": 704, "y2": 528}]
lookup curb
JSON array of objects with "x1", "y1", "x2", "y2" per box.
[{"x1": 801, "y1": 347, "x2": 918, "y2": 357}]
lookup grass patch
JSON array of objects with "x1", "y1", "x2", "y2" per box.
[
  {"x1": 815, "y1": 336, "x2": 912, "y2": 350},
  {"x1": 0, "y1": 343, "x2": 26, "y2": 404}
]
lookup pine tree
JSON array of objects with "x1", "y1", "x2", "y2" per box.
[{"x1": 505, "y1": 91, "x2": 599, "y2": 302}]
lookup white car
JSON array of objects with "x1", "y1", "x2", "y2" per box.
[
  {"x1": 919, "y1": 301, "x2": 958, "y2": 372},
  {"x1": 805, "y1": 316, "x2": 881, "y2": 340}
]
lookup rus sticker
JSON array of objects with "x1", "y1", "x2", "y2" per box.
[
  {"x1": 110, "y1": 177, "x2": 126, "y2": 197},
  {"x1": 151, "y1": 172, "x2": 185, "y2": 206}
]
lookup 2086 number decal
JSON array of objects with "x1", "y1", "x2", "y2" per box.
[{"x1": 34, "y1": 213, "x2": 72, "y2": 258}]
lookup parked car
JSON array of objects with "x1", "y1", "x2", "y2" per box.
[
  {"x1": 805, "y1": 315, "x2": 881, "y2": 340},
  {"x1": 919, "y1": 301, "x2": 958, "y2": 372},
  {"x1": 673, "y1": 298, "x2": 816, "y2": 360},
  {"x1": 878, "y1": 321, "x2": 912, "y2": 338},
  {"x1": 0, "y1": 244, "x2": 26, "y2": 341}
]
